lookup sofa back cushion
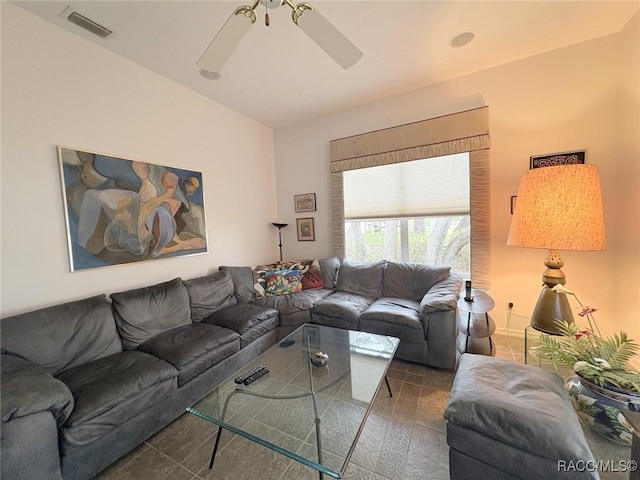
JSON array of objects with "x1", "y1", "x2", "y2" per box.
[
  {"x1": 110, "y1": 278, "x2": 191, "y2": 350},
  {"x1": 218, "y1": 266, "x2": 255, "y2": 303},
  {"x1": 183, "y1": 270, "x2": 238, "y2": 322},
  {"x1": 383, "y1": 261, "x2": 451, "y2": 301},
  {"x1": 0, "y1": 295, "x2": 122, "y2": 376},
  {"x1": 319, "y1": 257, "x2": 340, "y2": 290},
  {"x1": 336, "y1": 260, "x2": 386, "y2": 298}
]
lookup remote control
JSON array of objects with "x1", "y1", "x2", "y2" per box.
[
  {"x1": 234, "y1": 364, "x2": 266, "y2": 384},
  {"x1": 243, "y1": 368, "x2": 269, "y2": 385}
]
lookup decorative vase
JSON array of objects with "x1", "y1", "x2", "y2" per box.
[{"x1": 565, "y1": 374, "x2": 640, "y2": 446}]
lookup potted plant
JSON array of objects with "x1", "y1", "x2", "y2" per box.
[{"x1": 536, "y1": 285, "x2": 640, "y2": 445}]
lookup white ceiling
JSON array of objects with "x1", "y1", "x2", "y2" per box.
[{"x1": 14, "y1": 1, "x2": 639, "y2": 128}]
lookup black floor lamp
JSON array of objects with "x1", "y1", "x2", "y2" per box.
[{"x1": 271, "y1": 222, "x2": 288, "y2": 262}]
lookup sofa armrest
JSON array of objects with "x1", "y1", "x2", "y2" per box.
[
  {"x1": 1, "y1": 354, "x2": 74, "y2": 427},
  {"x1": 419, "y1": 275, "x2": 462, "y2": 369},
  {"x1": 419, "y1": 274, "x2": 463, "y2": 315}
]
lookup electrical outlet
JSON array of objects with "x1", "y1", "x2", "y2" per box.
[{"x1": 508, "y1": 302, "x2": 514, "y2": 310}]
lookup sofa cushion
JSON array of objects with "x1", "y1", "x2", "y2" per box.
[
  {"x1": 110, "y1": 278, "x2": 192, "y2": 350},
  {"x1": 1, "y1": 354, "x2": 74, "y2": 428},
  {"x1": 219, "y1": 266, "x2": 256, "y2": 303},
  {"x1": 56, "y1": 351, "x2": 177, "y2": 446},
  {"x1": 201, "y1": 303, "x2": 278, "y2": 348},
  {"x1": 359, "y1": 298, "x2": 423, "y2": 342},
  {"x1": 336, "y1": 260, "x2": 386, "y2": 298},
  {"x1": 382, "y1": 262, "x2": 451, "y2": 301},
  {"x1": 1, "y1": 295, "x2": 122, "y2": 376},
  {"x1": 137, "y1": 324, "x2": 239, "y2": 386},
  {"x1": 183, "y1": 270, "x2": 237, "y2": 322},
  {"x1": 265, "y1": 269, "x2": 303, "y2": 296},
  {"x1": 254, "y1": 288, "x2": 334, "y2": 316},
  {"x1": 311, "y1": 291, "x2": 374, "y2": 329},
  {"x1": 319, "y1": 257, "x2": 340, "y2": 290}
]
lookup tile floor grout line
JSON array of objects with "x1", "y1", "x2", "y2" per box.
[{"x1": 141, "y1": 441, "x2": 195, "y2": 480}]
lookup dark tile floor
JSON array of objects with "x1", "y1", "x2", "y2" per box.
[{"x1": 94, "y1": 332, "x2": 632, "y2": 480}]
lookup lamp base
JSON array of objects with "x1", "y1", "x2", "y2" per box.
[{"x1": 530, "y1": 286, "x2": 574, "y2": 335}]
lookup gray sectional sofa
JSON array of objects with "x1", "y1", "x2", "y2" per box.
[
  {"x1": 1, "y1": 273, "x2": 279, "y2": 480},
  {"x1": 1, "y1": 257, "x2": 462, "y2": 480},
  {"x1": 223, "y1": 257, "x2": 463, "y2": 369}
]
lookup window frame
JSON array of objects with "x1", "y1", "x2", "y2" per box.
[{"x1": 329, "y1": 107, "x2": 491, "y2": 288}]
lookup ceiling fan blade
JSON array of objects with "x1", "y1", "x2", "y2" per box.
[
  {"x1": 197, "y1": 7, "x2": 256, "y2": 79},
  {"x1": 294, "y1": 6, "x2": 362, "y2": 69}
]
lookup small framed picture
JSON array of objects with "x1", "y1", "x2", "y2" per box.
[
  {"x1": 296, "y1": 217, "x2": 315, "y2": 241},
  {"x1": 530, "y1": 150, "x2": 586, "y2": 169},
  {"x1": 294, "y1": 193, "x2": 316, "y2": 213},
  {"x1": 510, "y1": 196, "x2": 517, "y2": 215}
]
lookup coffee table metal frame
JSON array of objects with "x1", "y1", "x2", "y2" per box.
[{"x1": 187, "y1": 324, "x2": 399, "y2": 479}]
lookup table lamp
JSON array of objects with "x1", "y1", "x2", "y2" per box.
[
  {"x1": 507, "y1": 164, "x2": 606, "y2": 334},
  {"x1": 271, "y1": 221, "x2": 288, "y2": 262}
]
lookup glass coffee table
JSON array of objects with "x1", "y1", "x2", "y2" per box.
[{"x1": 187, "y1": 324, "x2": 399, "y2": 479}]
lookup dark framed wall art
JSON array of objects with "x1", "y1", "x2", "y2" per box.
[
  {"x1": 58, "y1": 146, "x2": 208, "y2": 271},
  {"x1": 294, "y1": 193, "x2": 316, "y2": 213},
  {"x1": 530, "y1": 150, "x2": 586, "y2": 169},
  {"x1": 296, "y1": 217, "x2": 315, "y2": 241}
]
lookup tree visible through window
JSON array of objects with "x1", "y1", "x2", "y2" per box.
[{"x1": 343, "y1": 153, "x2": 470, "y2": 277}]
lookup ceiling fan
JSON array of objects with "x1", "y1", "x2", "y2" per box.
[{"x1": 197, "y1": 0, "x2": 362, "y2": 79}]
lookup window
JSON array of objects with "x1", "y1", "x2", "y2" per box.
[
  {"x1": 343, "y1": 154, "x2": 470, "y2": 277},
  {"x1": 329, "y1": 107, "x2": 491, "y2": 288}
]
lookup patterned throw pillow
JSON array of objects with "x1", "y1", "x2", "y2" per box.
[
  {"x1": 264, "y1": 269, "x2": 303, "y2": 296},
  {"x1": 252, "y1": 264, "x2": 277, "y2": 297},
  {"x1": 274, "y1": 259, "x2": 324, "y2": 290}
]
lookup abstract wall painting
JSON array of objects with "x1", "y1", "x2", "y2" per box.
[{"x1": 58, "y1": 146, "x2": 208, "y2": 271}]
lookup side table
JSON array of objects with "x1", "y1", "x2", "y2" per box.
[{"x1": 456, "y1": 290, "x2": 496, "y2": 361}]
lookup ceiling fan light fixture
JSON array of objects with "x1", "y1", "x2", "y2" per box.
[
  {"x1": 197, "y1": 0, "x2": 362, "y2": 77},
  {"x1": 261, "y1": 0, "x2": 284, "y2": 9},
  {"x1": 450, "y1": 31, "x2": 475, "y2": 48}
]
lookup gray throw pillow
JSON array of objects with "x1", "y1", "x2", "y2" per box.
[
  {"x1": 110, "y1": 278, "x2": 191, "y2": 350},
  {"x1": 183, "y1": 270, "x2": 238, "y2": 322},
  {"x1": 336, "y1": 260, "x2": 386, "y2": 298}
]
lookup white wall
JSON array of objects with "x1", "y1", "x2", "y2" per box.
[
  {"x1": 615, "y1": 11, "x2": 640, "y2": 346},
  {"x1": 274, "y1": 17, "x2": 640, "y2": 340},
  {"x1": 0, "y1": 4, "x2": 278, "y2": 317}
]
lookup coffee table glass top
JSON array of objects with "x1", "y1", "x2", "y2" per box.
[{"x1": 187, "y1": 324, "x2": 399, "y2": 479}]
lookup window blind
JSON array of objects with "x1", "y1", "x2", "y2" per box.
[{"x1": 343, "y1": 154, "x2": 470, "y2": 220}]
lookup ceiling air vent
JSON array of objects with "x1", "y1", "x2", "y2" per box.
[{"x1": 66, "y1": 10, "x2": 112, "y2": 38}]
